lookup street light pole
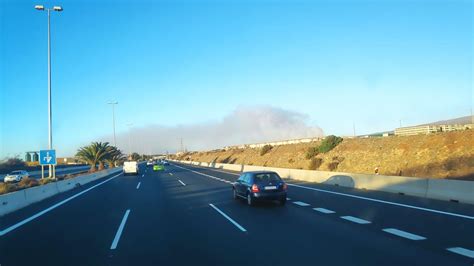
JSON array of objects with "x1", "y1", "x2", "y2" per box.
[
  {"x1": 108, "y1": 102, "x2": 118, "y2": 146},
  {"x1": 127, "y1": 123, "x2": 133, "y2": 157},
  {"x1": 35, "y1": 5, "x2": 62, "y2": 178}
]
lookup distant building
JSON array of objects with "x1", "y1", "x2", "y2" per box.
[{"x1": 395, "y1": 124, "x2": 473, "y2": 136}]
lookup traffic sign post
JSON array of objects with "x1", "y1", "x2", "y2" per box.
[{"x1": 39, "y1": 149, "x2": 57, "y2": 179}]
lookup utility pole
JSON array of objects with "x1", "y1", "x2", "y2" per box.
[
  {"x1": 353, "y1": 122, "x2": 356, "y2": 137},
  {"x1": 35, "y1": 4, "x2": 63, "y2": 178},
  {"x1": 108, "y1": 102, "x2": 118, "y2": 146},
  {"x1": 180, "y1": 138, "x2": 184, "y2": 153},
  {"x1": 127, "y1": 123, "x2": 133, "y2": 157}
]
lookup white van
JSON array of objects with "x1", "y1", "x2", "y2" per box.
[{"x1": 123, "y1": 161, "x2": 139, "y2": 175}]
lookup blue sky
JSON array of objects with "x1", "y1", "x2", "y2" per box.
[{"x1": 1, "y1": 0, "x2": 472, "y2": 157}]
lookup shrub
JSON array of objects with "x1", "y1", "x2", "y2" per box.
[
  {"x1": 18, "y1": 178, "x2": 39, "y2": 188},
  {"x1": 260, "y1": 145, "x2": 273, "y2": 156},
  {"x1": 327, "y1": 161, "x2": 339, "y2": 171},
  {"x1": 288, "y1": 158, "x2": 295, "y2": 164},
  {"x1": 319, "y1": 135, "x2": 343, "y2": 153},
  {"x1": 308, "y1": 158, "x2": 323, "y2": 170},
  {"x1": 0, "y1": 183, "x2": 17, "y2": 195},
  {"x1": 305, "y1": 147, "x2": 319, "y2": 159}
]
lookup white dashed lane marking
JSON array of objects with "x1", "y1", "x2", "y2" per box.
[
  {"x1": 313, "y1": 208, "x2": 335, "y2": 214},
  {"x1": 178, "y1": 180, "x2": 186, "y2": 186},
  {"x1": 136, "y1": 182, "x2": 141, "y2": 189},
  {"x1": 446, "y1": 247, "x2": 474, "y2": 259},
  {"x1": 209, "y1": 204, "x2": 247, "y2": 232},
  {"x1": 293, "y1": 201, "x2": 310, "y2": 207},
  {"x1": 341, "y1": 216, "x2": 371, "y2": 224},
  {"x1": 382, "y1": 228, "x2": 426, "y2": 240}
]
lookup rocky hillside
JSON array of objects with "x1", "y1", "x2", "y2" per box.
[{"x1": 176, "y1": 130, "x2": 474, "y2": 180}]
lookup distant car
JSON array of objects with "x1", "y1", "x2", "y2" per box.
[
  {"x1": 123, "y1": 161, "x2": 139, "y2": 175},
  {"x1": 153, "y1": 164, "x2": 164, "y2": 171},
  {"x1": 233, "y1": 171, "x2": 287, "y2": 206},
  {"x1": 4, "y1": 170, "x2": 29, "y2": 183},
  {"x1": 163, "y1": 161, "x2": 169, "y2": 165},
  {"x1": 146, "y1": 161, "x2": 154, "y2": 166}
]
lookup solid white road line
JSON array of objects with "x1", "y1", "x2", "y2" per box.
[
  {"x1": 293, "y1": 201, "x2": 311, "y2": 207},
  {"x1": 313, "y1": 207, "x2": 335, "y2": 214},
  {"x1": 209, "y1": 204, "x2": 247, "y2": 232},
  {"x1": 178, "y1": 180, "x2": 186, "y2": 186},
  {"x1": 177, "y1": 163, "x2": 474, "y2": 221},
  {"x1": 341, "y1": 216, "x2": 371, "y2": 224},
  {"x1": 446, "y1": 247, "x2": 474, "y2": 259},
  {"x1": 382, "y1": 228, "x2": 426, "y2": 240},
  {"x1": 110, "y1": 209, "x2": 131, "y2": 250},
  {"x1": 0, "y1": 172, "x2": 122, "y2": 237},
  {"x1": 287, "y1": 183, "x2": 474, "y2": 220},
  {"x1": 136, "y1": 182, "x2": 141, "y2": 189}
]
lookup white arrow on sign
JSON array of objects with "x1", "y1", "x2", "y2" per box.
[{"x1": 45, "y1": 152, "x2": 52, "y2": 163}]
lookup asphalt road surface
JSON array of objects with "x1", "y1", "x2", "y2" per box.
[
  {"x1": 0, "y1": 165, "x2": 90, "y2": 182},
  {"x1": 0, "y1": 162, "x2": 473, "y2": 266}
]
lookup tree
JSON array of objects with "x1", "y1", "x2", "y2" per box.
[
  {"x1": 105, "y1": 146, "x2": 125, "y2": 168},
  {"x1": 130, "y1": 152, "x2": 140, "y2": 161},
  {"x1": 76, "y1": 142, "x2": 112, "y2": 172}
]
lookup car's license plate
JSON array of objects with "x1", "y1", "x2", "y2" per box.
[{"x1": 265, "y1": 186, "x2": 277, "y2": 190}]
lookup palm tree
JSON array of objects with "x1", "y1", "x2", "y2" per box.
[
  {"x1": 105, "y1": 146, "x2": 125, "y2": 168},
  {"x1": 75, "y1": 142, "x2": 112, "y2": 172}
]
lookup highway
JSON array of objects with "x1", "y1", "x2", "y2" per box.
[
  {"x1": 0, "y1": 165, "x2": 90, "y2": 182},
  {"x1": 0, "y1": 162, "x2": 473, "y2": 265}
]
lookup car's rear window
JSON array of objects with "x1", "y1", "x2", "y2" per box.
[{"x1": 253, "y1": 173, "x2": 281, "y2": 183}]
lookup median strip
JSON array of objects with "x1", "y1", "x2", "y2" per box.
[
  {"x1": 110, "y1": 209, "x2": 131, "y2": 250},
  {"x1": 382, "y1": 228, "x2": 426, "y2": 240},
  {"x1": 209, "y1": 204, "x2": 247, "y2": 232}
]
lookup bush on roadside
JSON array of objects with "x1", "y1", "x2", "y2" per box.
[
  {"x1": 0, "y1": 183, "x2": 18, "y2": 195},
  {"x1": 260, "y1": 145, "x2": 273, "y2": 156},
  {"x1": 319, "y1": 135, "x2": 343, "y2": 153},
  {"x1": 18, "y1": 178, "x2": 39, "y2": 188},
  {"x1": 305, "y1": 147, "x2": 319, "y2": 159},
  {"x1": 308, "y1": 158, "x2": 323, "y2": 170},
  {"x1": 327, "y1": 161, "x2": 339, "y2": 171}
]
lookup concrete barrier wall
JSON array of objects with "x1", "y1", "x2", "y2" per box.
[
  {"x1": 0, "y1": 167, "x2": 122, "y2": 216},
  {"x1": 174, "y1": 160, "x2": 474, "y2": 204}
]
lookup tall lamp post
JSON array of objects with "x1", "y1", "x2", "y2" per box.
[
  {"x1": 108, "y1": 102, "x2": 118, "y2": 146},
  {"x1": 127, "y1": 123, "x2": 134, "y2": 158},
  {"x1": 35, "y1": 5, "x2": 63, "y2": 178}
]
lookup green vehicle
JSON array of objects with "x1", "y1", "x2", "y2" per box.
[{"x1": 153, "y1": 164, "x2": 164, "y2": 171}]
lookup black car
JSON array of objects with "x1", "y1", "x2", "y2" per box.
[{"x1": 233, "y1": 171, "x2": 287, "y2": 206}]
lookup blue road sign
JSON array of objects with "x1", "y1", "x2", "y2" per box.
[{"x1": 39, "y1": 149, "x2": 57, "y2": 165}]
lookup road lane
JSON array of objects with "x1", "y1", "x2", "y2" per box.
[
  {"x1": 171, "y1": 162, "x2": 474, "y2": 264},
  {"x1": 0, "y1": 166, "x2": 144, "y2": 266},
  {"x1": 1, "y1": 162, "x2": 472, "y2": 265}
]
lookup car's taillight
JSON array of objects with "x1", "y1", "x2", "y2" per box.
[
  {"x1": 251, "y1": 184, "x2": 259, "y2": 193},
  {"x1": 282, "y1": 183, "x2": 288, "y2": 190}
]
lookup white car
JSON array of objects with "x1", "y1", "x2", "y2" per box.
[{"x1": 4, "y1": 170, "x2": 29, "y2": 183}]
